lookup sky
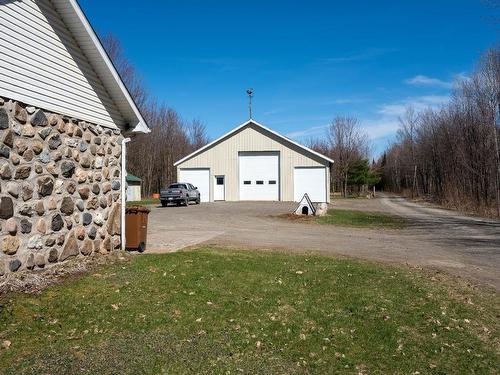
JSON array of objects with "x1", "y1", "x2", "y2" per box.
[{"x1": 79, "y1": 0, "x2": 498, "y2": 156}]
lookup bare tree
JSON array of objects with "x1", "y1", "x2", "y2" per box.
[
  {"x1": 102, "y1": 33, "x2": 210, "y2": 197},
  {"x1": 379, "y1": 46, "x2": 500, "y2": 217},
  {"x1": 326, "y1": 116, "x2": 369, "y2": 196}
]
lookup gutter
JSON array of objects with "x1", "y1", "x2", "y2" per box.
[{"x1": 120, "y1": 137, "x2": 131, "y2": 251}]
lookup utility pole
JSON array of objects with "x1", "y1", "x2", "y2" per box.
[{"x1": 246, "y1": 88, "x2": 253, "y2": 119}]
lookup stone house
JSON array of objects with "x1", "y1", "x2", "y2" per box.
[{"x1": 0, "y1": 0, "x2": 150, "y2": 275}]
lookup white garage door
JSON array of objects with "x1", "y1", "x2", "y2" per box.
[
  {"x1": 179, "y1": 168, "x2": 210, "y2": 202},
  {"x1": 294, "y1": 167, "x2": 327, "y2": 202},
  {"x1": 239, "y1": 152, "x2": 279, "y2": 201}
]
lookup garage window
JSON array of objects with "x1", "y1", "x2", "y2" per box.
[
  {"x1": 216, "y1": 177, "x2": 224, "y2": 185},
  {"x1": 256, "y1": 180, "x2": 264, "y2": 185},
  {"x1": 268, "y1": 180, "x2": 276, "y2": 185},
  {"x1": 243, "y1": 180, "x2": 251, "y2": 185}
]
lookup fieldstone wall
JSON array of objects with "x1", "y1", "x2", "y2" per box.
[{"x1": 0, "y1": 97, "x2": 122, "y2": 276}]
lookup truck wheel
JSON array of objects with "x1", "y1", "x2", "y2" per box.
[
  {"x1": 184, "y1": 198, "x2": 189, "y2": 206},
  {"x1": 161, "y1": 200, "x2": 168, "y2": 207},
  {"x1": 195, "y1": 196, "x2": 200, "y2": 204}
]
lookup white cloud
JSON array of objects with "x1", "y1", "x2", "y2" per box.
[
  {"x1": 286, "y1": 124, "x2": 329, "y2": 139},
  {"x1": 404, "y1": 75, "x2": 452, "y2": 89},
  {"x1": 378, "y1": 95, "x2": 449, "y2": 116}
]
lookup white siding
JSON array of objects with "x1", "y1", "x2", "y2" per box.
[
  {"x1": 0, "y1": 0, "x2": 123, "y2": 128},
  {"x1": 176, "y1": 124, "x2": 331, "y2": 202}
]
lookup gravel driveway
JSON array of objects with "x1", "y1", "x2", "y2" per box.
[{"x1": 146, "y1": 195, "x2": 500, "y2": 289}]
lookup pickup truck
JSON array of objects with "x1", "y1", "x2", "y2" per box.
[{"x1": 160, "y1": 183, "x2": 201, "y2": 207}]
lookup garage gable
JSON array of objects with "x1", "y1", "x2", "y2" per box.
[{"x1": 174, "y1": 120, "x2": 333, "y2": 167}]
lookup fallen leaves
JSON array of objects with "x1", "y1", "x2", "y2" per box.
[{"x1": 2, "y1": 340, "x2": 11, "y2": 349}]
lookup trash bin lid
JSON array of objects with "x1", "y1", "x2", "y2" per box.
[{"x1": 125, "y1": 205, "x2": 151, "y2": 214}]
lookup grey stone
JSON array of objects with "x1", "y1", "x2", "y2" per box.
[
  {"x1": 48, "y1": 134, "x2": 61, "y2": 149},
  {"x1": 6, "y1": 182, "x2": 18, "y2": 197},
  {"x1": 111, "y1": 180, "x2": 121, "y2": 190},
  {"x1": 93, "y1": 213, "x2": 104, "y2": 226},
  {"x1": 21, "y1": 183, "x2": 33, "y2": 201},
  {"x1": 82, "y1": 212, "x2": 92, "y2": 226},
  {"x1": 60, "y1": 197, "x2": 74, "y2": 215},
  {"x1": 80, "y1": 155, "x2": 91, "y2": 168},
  {"x1": 27, "y1": 235, "x2": 43, "y2": 250},
  {"x1": 88, "y1": 226, "x2": 97, "y2": 239},
  {"x1": 15, "y1": 165, "x2": 31, "y2": 179},
  {"x1": 76, "y1": 199, "x2": 85, "y2": 211},
  {"x1": 19, "y1": 204, "x2": 33, "y2": 216},
  {"x1": 60, "y1": 161, "x2": 75, "y2": 178},
  {"x1": 38, "y1": 127, "x2": 52, "y2": 140},
  {"x1": 94, "y1": 156, "x2": 103, "y2": 169},
  {"x1": 92, "y1": 183, "x2": 100, "y2": 195},
  {"x1": 20, "y1": 218, "x2": 32, "y2": 234},
  {"x1": 51, "y1": 213, "x2": 64, "y2": 231},
  {"x1": 45, "y1": 237, "x2": 56, "y2": 247},
  {"x1": 0, "y1": 108, "x2": 8, "y2": 129},
  {"x1": 9, "y1": 259, "x2": 21, "y2": 272},
  {"x1": 0, "y1": 197, "x2": 14, "y2": 219},
  {"x1": 94, "y1": 137, "x2": 101, "y2": 145},
  {"x1": 65, "y1": 138, "x2": 78, "y2": 148},
  {"x1": 0, "y1": 144, "x2": 10, "y2": 158},
  {"x1": 48, "y1": 248, "x2": 58, "y2": 262},
  {"x1": 39, "y1": 149, "x2": 51, "y2": 163},
  {"x1": 79, "y1": 141, "x2": 88, "y2": 152},
  {"x1": 60, "y1": 234, "x2": 79, "y2": 261},
  {"x1": 0, "y1": 160, "x2": 12, "y2": 179},
  {"x1": 26, "y1": 254, "x2": 35, "y2": 269},
  {"x1": 30, "y1": 109, "x2": 48, "y2": 127},
  {"x1": 2, "y1": 129, "x2": 14, "y2": 148},
  {"x1": 37, "y1": 176, "x2": 54, "y2": 196}
]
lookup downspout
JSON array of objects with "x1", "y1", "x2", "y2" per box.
[{"x1": 121, "y1": 137, "x2": 131, "y2": 251}]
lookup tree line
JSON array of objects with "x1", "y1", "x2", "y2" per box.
[
  {"x1": 103, "y1": 35, "x2": 209, "y2": 196},
  {"x1": 378, "y1": 47, "x2": 500, "y2": 217}
]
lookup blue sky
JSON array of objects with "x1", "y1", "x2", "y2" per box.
[{"x1": 80, "y1": 0, "x2": 498, "y2": 156}]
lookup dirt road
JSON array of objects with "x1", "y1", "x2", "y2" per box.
[{"x1": 146, "y1": 196, "x2": 500, "y2": 289}]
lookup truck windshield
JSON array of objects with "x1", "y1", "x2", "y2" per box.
[{"x1": 169, "y1": 184, "x2": 187, "y2": 189}]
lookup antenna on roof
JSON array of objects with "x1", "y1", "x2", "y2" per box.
[{"x1": 246, "y1": 88, "x2": 254, "y2": 119}]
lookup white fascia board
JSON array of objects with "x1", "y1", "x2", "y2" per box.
[
  {"x1": 51, "y1": 0, "x2": 150, "y2": 134},
  {"x1": 174, "y1": 119, "x2": 334, "y2": 166}
]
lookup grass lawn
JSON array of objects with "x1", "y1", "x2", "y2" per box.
[
  {"x1": 0, "y1": 248, "x2": 498, "y2": 374},
  {"x1": 316, "y1": 209, "x2": 407, "y2": 228},
  {"x1": 126, "y1": 198, "x2": 160, "y2": 207}
]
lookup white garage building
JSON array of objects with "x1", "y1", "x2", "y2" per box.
[{"x1": 174, "y1": 120, "x2": 333, "y2": 203}]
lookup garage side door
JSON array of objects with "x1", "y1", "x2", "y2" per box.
[
  {"x1": 294, "y1": 167, "x2": 327, "y2": 202},
  {"x1": 179, "y1": 169, "x2": 210, "y2": 202},
  {"x1": 239, "y1": 152, "x2": 279, "y2": 201}
]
